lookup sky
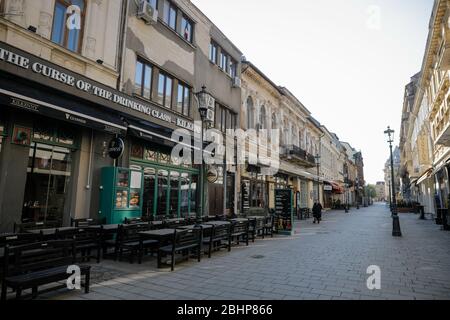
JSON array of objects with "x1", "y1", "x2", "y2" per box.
[{"x1": 191, "y1": 0, "x2": 434, "y2": 184}]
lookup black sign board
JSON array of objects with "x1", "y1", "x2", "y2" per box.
[
  {"x1": 108, "y1": 138, "x2": 125, "y2": 159},
  {"x1": 241, "y1": 180, "x2": 250, "y2": 214},
  {"x1": 275, "y1": 189, "x2": 294, "y2": 235}
]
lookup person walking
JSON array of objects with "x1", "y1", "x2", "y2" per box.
[{"x1": 313, "y1": 201, "x2": 323, "y2": 224}]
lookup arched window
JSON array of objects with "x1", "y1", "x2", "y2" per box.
[
  {"x1": 259, "y1": 105, "x2": 267, "y2": 130},
  {"x1": 246, "y1": 97, "x2": 254, "y2": 129},
  {"x1": 51, "y1": 0, "x2": 86, "y2": 53}
]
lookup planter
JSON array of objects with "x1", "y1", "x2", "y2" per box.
[{"x1": 397, "y1": 207, "x2": 414, "y2": 213}]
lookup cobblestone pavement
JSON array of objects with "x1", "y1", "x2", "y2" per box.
[{"x1": 46, "y1": 203, "x2": 450, "y2": 300}]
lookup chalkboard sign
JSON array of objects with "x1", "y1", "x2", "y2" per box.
[
  {"x1": 275, "y1": 189, "x2": 294, "y2": 235},
  {"x1": 241, "y1": 180, "x2": 250, "y2": 214}
]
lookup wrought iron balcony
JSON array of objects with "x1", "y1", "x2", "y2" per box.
[{"x1": 281, "y1": 145, "x2": 316, "y2": 167}]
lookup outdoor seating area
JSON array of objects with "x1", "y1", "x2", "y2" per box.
[{"x1": 0, "y1": 214, "x2": 282, "y2": 300}]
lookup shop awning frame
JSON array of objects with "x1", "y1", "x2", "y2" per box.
[
  {"x1": 0, "y1": 88, "x2": 127, "y2": 134},
  {"x1": 416, "y1": 168, "x2": 433, "y2": 185}
]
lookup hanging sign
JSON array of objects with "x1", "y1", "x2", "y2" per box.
[
  {"x1": 206, "y1": 166, "x2": 219, "y2": 183},
  {"x1": 108, "y1": 137, "x2": 125, "y2": 159}
]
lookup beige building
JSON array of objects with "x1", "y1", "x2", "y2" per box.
[
  {"x1": 400, "y1": 0, "x2": 448, "y2": 222},
  {"x1": 240, "y1": 61, "x2": 325, "y2": 213},
  {"x1": 375, "y1": 182, "x2": 386, "y2": 202}
]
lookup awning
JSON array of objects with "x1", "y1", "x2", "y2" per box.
[
  {"x1": 416, "y1": 168, "x2": 433, "y2": 185},
  {"x1": 0, "y1": 77, "x2": 127, "y2": 135},
  {"x1": 126, "y1": 117, "x2": 210, "y2": 155},
  {"x1": 329, "y1": 181, "x2": 344, "y2": 194}
]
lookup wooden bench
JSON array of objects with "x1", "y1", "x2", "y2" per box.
[
  {"x1": 158, "y1": 228, "x2": 202, "y2": 271},
  {"x1": 114, "y1": 224, "x2": 158, "y2": 264},
  {"x1": 55, "y1": 228, "x2": 102, "y2": 263},
  {"x1": 203, "y1": 224, "x2": 231, "y2": 258},
  {"x1": 230, "y1": 220, "x2": 249, "y2": 246},
  {"x1": 1, "y1": 240, "x2": 91, "y2": 300},
  {"x1": 71, "y1": 218, "x2": 106, "y2": 227},
  {"x1": 13, "y1": 220, "x2": 61, "y2": 233},
  {"x1": 0, "y1": 233, "x2": 42, "y2": 282}
]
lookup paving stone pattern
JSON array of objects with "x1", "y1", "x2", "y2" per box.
[{"x1": 45, "y1": 204, "x2": 450, "y2": 300}]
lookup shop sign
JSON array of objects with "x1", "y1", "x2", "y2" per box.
[
  {"x1": 324, "y1": 185, "x2": 333, "y2": 191},
  {"x1": 206, "y1": 167, "x2": 219, "y2": 183},
  {"x1": 0, "y1": 43, "x2": 194, "y2": 132},
  {"x1": 108, "y1": 138, "x2": 125, "y2": 159},
  {"x1": 241, "y1": 180, "x2": 250, "y2": 213}
]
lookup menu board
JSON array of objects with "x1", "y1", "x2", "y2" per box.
[
  {"x1": 130, "y1": 171, "x2": 142, "y2": 189},
  {"x1": 275, "y1": 189, "x2": 293, "y2": 235},
  {"x1": 241, "y1": 180, "x2": 250, "y2": 214}
]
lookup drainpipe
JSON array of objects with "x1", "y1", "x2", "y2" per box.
[{"x1": 117, "y1": 0, "x2": 130, "y2": 92}]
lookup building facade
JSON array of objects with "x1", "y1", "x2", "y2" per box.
[
  {"x1": 0, "y1": 0, "x2": 365, "y2": 232},
  {"x1": 399, "y1": 0, "x2": 448, "y2": 222},
  {"x1": 0, "y1": 0, "x2": 126, "y2": 232}
]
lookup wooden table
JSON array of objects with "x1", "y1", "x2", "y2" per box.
[
  {"x1": 206, "y1": 221, "x2": 231, "y2": 226},
  {"x1": 230, "y1": 218, "x2": 249, "y2": 223},
  {"x1": 179, "y1": 224, "x2": 213, "y2": 231},
  {"x1": 139, "y1": 229, "x2": 176, "y2": 241}
]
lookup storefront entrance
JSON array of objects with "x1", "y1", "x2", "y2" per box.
[
  {"x1": 130, "y1": 140, "x2": 198, "y2": 218},
  {"x1": 22, "y1": 142, "x2": 73, "y2": 222}
]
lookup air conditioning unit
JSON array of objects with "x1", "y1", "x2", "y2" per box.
[
  {"x1": 137, "y1": 1, "x2": 158, "y2": 25},
  {"x1": 232, "y1": 77, "x2": 241, "y2": 88}
]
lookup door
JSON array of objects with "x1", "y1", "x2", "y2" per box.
[
  {"x1": 208, "y1": 183, "x2": 224, "y2": 216},
  {"x1": 22, "y1": 143, "x2": 72, "y2": 223}
]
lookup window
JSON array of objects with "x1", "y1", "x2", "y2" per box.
[
  {"x1": 219, "y1": 51, "x2": 229, "y2": 71},
  {"x1": 209, "y1": 42, "x2": 217, "y2": 64},
  {"x1": 259, "y1": 106, "x2": 267, "y2": 130},
  {"x1": 134, "y1": 60, "x2": 153, "y2": 100},
  {"x1": 51, "y1": 0, "x2": 85, "y2": 53},
  {"x1": 177, "y1": 83, "x2": 191, "y2": 116},
  {"x1": 163, "y1": 0, "x2": 177, "y2": 30},
  {"x1": 246, "y1": 97, "x2": 254, "y2": 129},
  {"x1": 215, "y1": 104, "x2": 236, "y2": 132},
  {"x1": 181, "y1": 15, "x2": 193, "y2": 43},
  {"x1": 147, "y1": 0, "x2": 158, "y2": 10},
  {"x1": 157, "y1": 72, "x2": 173, "y2": 108},
  {"x1": 229, "y1": 58, "x2": 237, "y2": 78}
]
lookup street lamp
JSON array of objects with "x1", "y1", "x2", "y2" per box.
[
  {"x1": 384, "y1": 126, "x2": 402, "y2": 237},
  {"x1": 194, "y1": 86, "x2": 215, "y2": 224},
  {"x1": 344, "y1": 172, "x2": 349, "y2": 213},
  {"x1": 355, "y1": 177, "x2": 360, "y2": 209},
  {"x1": 315, "y1": 154, "x2": 321, "y2": 205}
]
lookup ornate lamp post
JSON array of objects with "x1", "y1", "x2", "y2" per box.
[
  {"x1": 315, "y1": 154, "x2": 321, "y2": 205},
  {"x1": 384, "y1": 126, "x2": 402, "y2": 237},
  {"x1": 344, "y1": 172, "x2": 349, "y2": 213},
  {"x1": 356, "y1": 177, "x2": 360, "y2": 209},
  {"x1": 194, "y1": 86, "x2": 215, "y2": 224}
]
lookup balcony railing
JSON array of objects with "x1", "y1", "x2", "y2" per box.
[{"x1": 281, "y1": 145, "x2": 316, "y2": 167}]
